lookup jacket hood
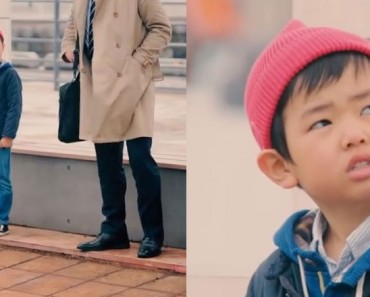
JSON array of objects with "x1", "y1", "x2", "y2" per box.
[
  {"x1": 0, "y1": 61, "x2": 12, "y2": 75},
  {"x1": 273, "y1": 209, "x2": 370, "y2": 288},
  {"x1": 274, "y1": 209, "x2": 315, "y2": 262}
]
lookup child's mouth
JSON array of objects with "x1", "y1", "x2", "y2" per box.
[
  {"x1": 351, "y1": 161, "x2": 370, "y2": 171},
  {"x1": 347, "y1": 157, "x2": 370, "y2": 181}
]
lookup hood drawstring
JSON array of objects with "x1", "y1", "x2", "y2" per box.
[
  {"x1": 317, "y1": 271, "x2": 326, "y2": 294},
  {"x1": 298, "y1": 256, "x2": 310, "y2": 297},
  {"x1": 355, "y1": 273, "x2": 365, "y2": 297},
  {"x1": 299, "y1": 255, "x2": 365, "y2": 297}
]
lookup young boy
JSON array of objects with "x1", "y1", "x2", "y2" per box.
[
  {"x1": 0, "y1": 31, "x2": 22, "y2": 236},
  {"x1": 244, "y1": 20, "x2": 370, "y2": 296}
]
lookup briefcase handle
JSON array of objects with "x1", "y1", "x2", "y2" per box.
[{"x1": 72, "y1": 35, "x2": 79, "y2": 81}]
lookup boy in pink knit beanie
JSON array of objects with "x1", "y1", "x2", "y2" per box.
[{"x1": 245, "y1": 20, "x2": 370, "y2": 296}]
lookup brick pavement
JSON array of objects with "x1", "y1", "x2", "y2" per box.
[{"x1": 0, "y1": 245, "x2": 186, "y2": 297}]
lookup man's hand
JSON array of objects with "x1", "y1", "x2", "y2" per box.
[
  {"x1": 0, "y1": 137, "x2": 13, "y2": 148},
  {"x1": 64, "y1": 51, "x2": 74, "y2": 63}
]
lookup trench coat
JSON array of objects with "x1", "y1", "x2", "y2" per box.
[{"x1": 61, "y1": 0, "x2": 171, "y2": 142}]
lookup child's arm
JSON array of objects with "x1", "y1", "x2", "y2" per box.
[{"x1": 1, "y1": 69, "x2": 22, "y2": 147}]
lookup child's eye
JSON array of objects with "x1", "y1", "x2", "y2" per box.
[
  {"x1": 309, "y1": 119, "x2": 331, "y2": 130},
  {"x1": 361, "y1": 105, "x2": 370, "y2": 115}
]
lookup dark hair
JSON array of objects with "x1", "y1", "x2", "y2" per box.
[
  {"x1": 271, "y1": 51, "x2": 370, "y2": 161},
  {"x1": 0, "y1": 33, "x2": 3, "y2": 45}
]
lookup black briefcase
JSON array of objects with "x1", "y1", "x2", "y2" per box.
[
  {"x1": 58, "y1": 74, "x2": 81, "y2": 143},
  {"x1": 58, "y1": 46, "x2": 83, "y2": 143}
]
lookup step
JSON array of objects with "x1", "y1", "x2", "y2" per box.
[{"x1": 0, "y1": 225, "x2": 186, "y2": 274}]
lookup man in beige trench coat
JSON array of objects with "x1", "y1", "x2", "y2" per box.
[{"x1": 61, "y1": 0, "x2": 171, "y2": 258}]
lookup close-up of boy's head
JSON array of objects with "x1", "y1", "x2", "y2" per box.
[
  {"x1": 244, "y1": 20, "x2": 370, "y2": 152},
  {"x1": 244, "y1": 20, "x2": 370, "y2": 193}
]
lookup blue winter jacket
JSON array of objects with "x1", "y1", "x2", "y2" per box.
[
  {"x1": 0, "y1": 62, "x2": 22, "y2": 139},
  {"x1": 246, "y1": 210, "x2": 370, "y2": 297}
]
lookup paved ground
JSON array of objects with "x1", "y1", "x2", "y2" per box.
[
  {"x1": 0, "y1": 245, "x2": 186, "y2": 297},
  {"x1": 0, "y1": 226, "x2": 185, "y2": 274},
  {"x1": 0, "y1": 225, "x2": 185, "y2": 296}
]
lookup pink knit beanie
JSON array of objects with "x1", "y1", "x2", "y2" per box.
[{"x1": 244, "y1": 19, "x2": 370, "y2": 149}]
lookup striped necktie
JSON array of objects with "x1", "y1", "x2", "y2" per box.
[{"x1": 85, "y1": 0, "x2": 96, "y2": 60}]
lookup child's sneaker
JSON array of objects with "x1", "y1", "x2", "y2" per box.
[{"x1": 0, "y1": 225, "x2": 9, "y2": 236}]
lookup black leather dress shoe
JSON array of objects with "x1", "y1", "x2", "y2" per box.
[
  {"x1": 77, "y1": 233, "x2": 130, "y2": 252},
  {"x1": 137, "y1": 237, "x2": 162, "y2": 258}
]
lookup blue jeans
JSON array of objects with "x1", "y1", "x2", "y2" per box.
[{"x1": 0, "y1": 148, "x2": 12, "y2": 225}]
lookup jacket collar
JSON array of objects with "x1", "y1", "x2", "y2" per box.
[{"x1": 0, "y1": 61, "x2": 12, "y2": 76}]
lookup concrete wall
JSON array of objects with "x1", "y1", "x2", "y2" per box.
[{"x1": 10, "y1": 153, "x2": 186, "y2": 249}]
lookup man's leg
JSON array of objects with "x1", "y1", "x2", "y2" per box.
[
  {"x1": 95, "y1": 142, "x2": 127, "y2": 236},
  {"x1": 0, "y1": 148, "x2": 12, "y2": 235},
  {"x1": 77, "y1": 142, "x2": 130, "y2": 251},
  {"x1": 127, "y1": 137, "x2": 163, "y2": 257}
]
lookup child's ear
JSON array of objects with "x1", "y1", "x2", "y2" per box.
[{"x1": 257, "y1": 149, "x2": 298, "y2": 189}]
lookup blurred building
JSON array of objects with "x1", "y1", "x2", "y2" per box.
[
  {"x1": 189, "y1": 0, "x2": 370, "y2": 109},
  {"x1": 10, "y1": 0, "x2": 186, "y2": 73}
]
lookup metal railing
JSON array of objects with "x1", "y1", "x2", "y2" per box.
[{"x1": 11, "y1": 0, "x2": 186, "y2": 91}]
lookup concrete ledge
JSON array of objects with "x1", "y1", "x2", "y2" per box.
[
  {"x1": 12, "y1": 146, "x2": 186, "y2": 171},
  {"x1": 10, "y1": 151, "x2": 186, "y2": 249},
  {"x1": 0, "y1": 225, "x2": 186, "y2": 274}
]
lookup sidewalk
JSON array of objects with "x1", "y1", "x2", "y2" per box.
[{"x1": 0, "y1": 225, "x2": 186, "y2": 297}]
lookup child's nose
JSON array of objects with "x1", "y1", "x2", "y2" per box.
[{"x1": 341, "y1": 127, "x2": 368, "y2": 149}]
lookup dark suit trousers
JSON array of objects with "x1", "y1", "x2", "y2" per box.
[{"x1": 94, "y1": 137, "x2": 164, "y2": 245}]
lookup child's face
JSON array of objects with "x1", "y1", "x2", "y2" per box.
[
  {"x1": 0, "y1": 41, "x2": 3, "y2": 59},
  {"x1": 283, "y1": 61, "x2": 370, "y2": 208}
]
